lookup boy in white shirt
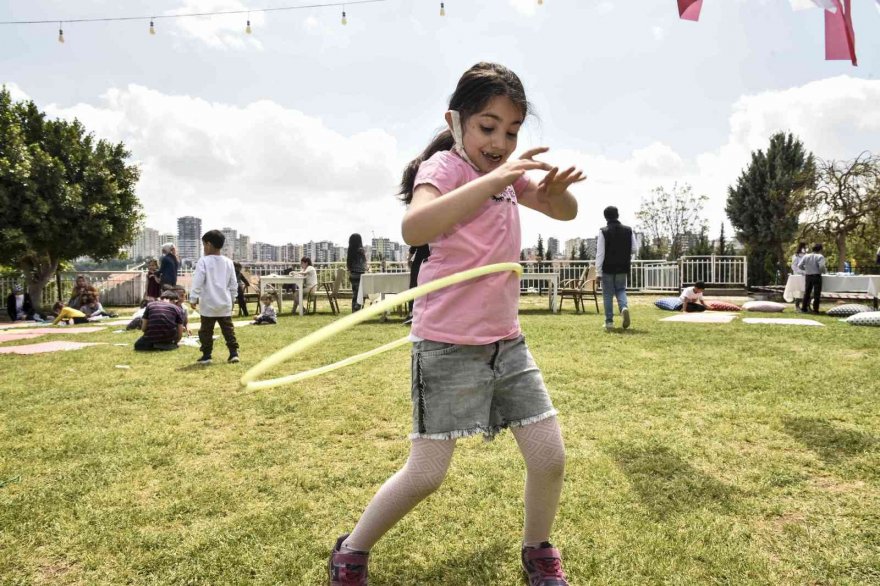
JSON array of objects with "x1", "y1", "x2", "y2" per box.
[
  {"x1": 679, "y1": 281, "x2": 708, "y2": 312},
  {"x1": 189, "y1": 230, "x2": 239, "y2": 364}
]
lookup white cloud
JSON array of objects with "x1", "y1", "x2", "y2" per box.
[
  {"x1": 33, "y1": 76, "x2": 880, "y2": 249},
  {"x1": 43, "y1": 85, "x2": 401, "y2": 245},
  {"x1": 596, "y1": 2, "x2": 614, "y2": 15},
  {"x1": 166, "y1": 0, "x2": 265, "y2": 50},
  {"x1": 2, "y1": 82, "x2": 30, "y2": 102},
  {"x1": 508, "y1": 0, "x2": 539, "y2": 17},
  {"x1": 652, "y1": 25, "x2": 666, "y2": 41}
]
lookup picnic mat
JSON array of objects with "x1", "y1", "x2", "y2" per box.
[
  {"x1": 0, "y1": 332, "x2": 43, "y2": 343},
  {"x1": 742, "y1": 318, "x2": 824, "y2": 327},
  {"x1": 0, "y1": 341, "x2": 105, "y2": 355},
  {"x1": 17, "y1": 327, "x2": 106, "y2": 335},
  {"x1": 0, "y1": 321, "x2": 44, "y2": 330},
  {"x1": 661, "y1": 313, "x2": 738, "y2": 323}
]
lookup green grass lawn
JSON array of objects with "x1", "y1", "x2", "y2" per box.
[{"x1": 2, "y1": 297, "x2": 879, "y2": 585}]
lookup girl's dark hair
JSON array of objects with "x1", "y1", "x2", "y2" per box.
[
  {"x1": 347, "y1": 233, "x2": 365, "y2": 266},
  {"x1": 300, "y1": 256, "x2": 312, "y2": 266},
  {"x1": 397, "y1": 62, "x2": 531, "y2": 205},
  {"x1": 796, "y1": 242, "x2": 807, "y2": 254}
]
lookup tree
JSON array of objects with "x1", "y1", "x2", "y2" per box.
[
  {"x1": 545, "y1": 248, "x2": 552, "y2": 261},
  {"x1": 726, "y1": 132, "x2": 815, "y2": 286},
  {"x1": 799, "y1": 152, "x2": 880, "y2": 271},
  {"x1": 688, "y1": 226, "x2": 713, "y2": 256},
  {"x1": 578, "y1": 240, "x2": 588, "y2": 261},
  {"x1": 0, "y1": 88, "x2": 142, "y2": 310},
  {"x1": 569, "y1": 244, "x2": 577, "y2": 260},
  {"x1": 716, "y1": 223, "x2": 728, "y2": 256},
  {"x1": 636, "y1": 182, "x2": 708, "y2": 260},
  {"x1": 536, "y1": 235, "x2": 544, "y2": 262}
]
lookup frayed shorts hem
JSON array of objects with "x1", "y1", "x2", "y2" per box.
[{"x1": 408, "y1": 409, "x2": 558, "y2": 442}]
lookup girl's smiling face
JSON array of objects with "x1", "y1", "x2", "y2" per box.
[{"x1": 459, "y1": 95, "x2": 523, "y2": 173}]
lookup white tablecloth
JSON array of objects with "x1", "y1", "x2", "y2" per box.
[
  {"x1": 259, "y1": 275, "x2": 306, "y2": 315},
  {"x1": 520, "y1": 272, "x2": 559, "y2": 313},
  {"x1": 357, "y1": 273, "x2": 411, "y2": 305},
  {"x1": 782, "y1": 274, "x2": 880, "y2": 302}
]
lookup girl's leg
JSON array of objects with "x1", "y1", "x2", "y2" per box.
[
  {"x1": 343, "y1": 438, "x2": 456, "y2": 552},
  {"x1": 511, "y1": 416, "x2": 566, "y2": 547}
]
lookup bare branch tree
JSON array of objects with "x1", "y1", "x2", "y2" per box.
[
  {"x1": 636, "y1": 182, "x2": 709, "y2": 260},
  {"x1": 800, "y1": 151, "x2": 880, "y2": 270}
]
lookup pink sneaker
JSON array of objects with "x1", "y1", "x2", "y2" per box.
[
  {"x1": 328, "y1": 534, "x2": 369, "y2": 585},
  {"x1": 521, "y1": 542, "x2": 569, "y2": 586}
]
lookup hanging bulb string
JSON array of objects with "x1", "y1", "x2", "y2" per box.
[{"x1": 0, "y1": 0, "x2": 386, "y2": 26}]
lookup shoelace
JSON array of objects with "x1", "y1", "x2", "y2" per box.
[{"x1": 534, "y1": 556, "x2": 565, "y2": 578}]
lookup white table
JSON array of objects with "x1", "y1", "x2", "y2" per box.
[
  {"x1": 783, "y1": 274, "x2": 880, "y2": 304},
  {"x1": 259, "y1": 275, "x2": 306, "y2": 315},
  {"x1": 357, "y1": 272, "x2": 411, "y2": 306},
  {"x1": 520, "y1": 272, "x2": 559, "y2": 313}
]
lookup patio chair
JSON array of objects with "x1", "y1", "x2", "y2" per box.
[
  {"x1": 558, "y1": 266, "x2": 599, "y2": 313},
  {"x1": 318, "y1": 268, "x2": 345, "y2": 315}
]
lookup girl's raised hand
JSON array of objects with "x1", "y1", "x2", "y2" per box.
[
  {"x1": 536, "y1": 163, "x2": 586, "y2": 202},
  {"x1": 485, "y1": 156, "x2": 552, "y2": 190}
]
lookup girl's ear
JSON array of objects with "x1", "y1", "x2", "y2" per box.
[{"x1": 444, "y1": 110, "x2": 454, "y2": 132}]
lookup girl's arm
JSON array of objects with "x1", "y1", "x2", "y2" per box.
[
  {"x1": 515, "y1": 150, "x2": 584, "y2": 220},
  {"x1": 402, "y1": 158, "x2": 548, "y2": 246}
]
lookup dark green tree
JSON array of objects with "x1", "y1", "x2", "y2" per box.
[
  {"x1": 0, "y1": 87, "x2": 142, "y2": 310},
  {"x1": 569, "y1": 244, "x2": 577, "y2": 260},
  {"x1": 536, "y1": 235, "x2": 544, "y2": 261},
  {"x1": 578, "y1": 240, "x2": 588, "y2": 261},
  {"x1": 726, "y1": 132, "x2": 815, "y2": 286},
  {"x1": 688, "y1": 226, "x2": 713, "y2": 255},
  {"x1": 716, "y1": 223, "x2": 728, "y2": 256}
]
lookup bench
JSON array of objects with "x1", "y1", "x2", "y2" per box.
[{"x1": 821, "y1": 291, "x2": 879, "y2": 309}]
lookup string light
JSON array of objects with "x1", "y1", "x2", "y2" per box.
[
  {"x1": 246, "y1": 12, "x2": 252, "y2": 34},
  {"x1": 341, "y1": 7, "x2": 347, "y2": 25},
  {"x1": 57, "y1": 22, "x2": 64, "y2": 43},
  {"x1": 149, "y1": 19, "x2": 156, "y2": 34},
  {"x1": 440, "y1": 2, "x2": 446, "y2": 16}
]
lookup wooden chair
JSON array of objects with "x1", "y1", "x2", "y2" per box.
[
  {"x1": 558, "y1": 266, "x2": 599, "y2": 313},
  {"x1": 318, "y1": 268, "x2": 345, "y2": 315}
]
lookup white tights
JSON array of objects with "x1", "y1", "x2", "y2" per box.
[{"x1": 343, "y1": 416, "x2": 565, "y2": 551}]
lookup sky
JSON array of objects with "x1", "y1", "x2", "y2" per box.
[{"x1": 2, "y1": 0, "x2": 880, "y2": 249}]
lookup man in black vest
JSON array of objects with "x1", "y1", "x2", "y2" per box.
[{"x1": 595, "y1": 206, "x2": 638, "y2": 331}]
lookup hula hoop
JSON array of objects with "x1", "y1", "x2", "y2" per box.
[{"x1": 240, "y1": 262, "x2": 523, "y2": 391}]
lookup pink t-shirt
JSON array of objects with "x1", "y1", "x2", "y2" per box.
[{"x1": 411, "y1": 150, "x2": 529, "y2": 345}]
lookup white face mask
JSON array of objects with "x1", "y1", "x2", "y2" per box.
[{"x1": 448, "y1": 110, "x2": 481, "y2": 172}]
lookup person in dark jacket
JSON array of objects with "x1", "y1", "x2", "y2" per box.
[
  {"x1": 158, "y1": 242, "x2": 180, "y2": 290},
  {"x1": 595, "y1": 206, "x2": 638, "y2": 331},
  {"x1": 6, "y1": 284, "x2": 36, "y2": 321},
  {"x1": 347, "y1": 233, "x2": 368, "y2": 312}
]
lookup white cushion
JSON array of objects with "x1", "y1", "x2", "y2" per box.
[
  {"x1": 742, "y1": 300, "x2": 786, "y2": 313},
  {"x1": 845, "y1": 311, "x2": 880, "y2": 326}
]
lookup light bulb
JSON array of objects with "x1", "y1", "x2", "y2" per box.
[
  {"x1": 58, "y1": 25, "x2": 64, "y2": 43},
  {"x1": 341, "y1": 10, "x2": 347, "y2": 25},
  {"x1": 440, "y1": 2, "x2": 446, "y2": 16},
  {"x1": 149, "y1": 20, "x2": 156, "y2": 35},
  {"x1": 538, "y1": 0, "x2": 543, "y2": 4},
  {"x1": 246, "y1": 19, "x2": 252, "y2": 34}
]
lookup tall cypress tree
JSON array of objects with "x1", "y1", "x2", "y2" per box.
[{"x1": 726, "y1": 132, "x2": 814, "y2": 286}]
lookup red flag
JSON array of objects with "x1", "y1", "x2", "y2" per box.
[
  {"x1": 677, "y1": 0, "x2": 703, "y2": 21},
  {"x1": 825, "y1": 0, "x2": 857, "y2": 65}
]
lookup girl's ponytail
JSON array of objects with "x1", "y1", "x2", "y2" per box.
[{"x1": 398, "y1": 129, "x2": 454, "y2": 205}]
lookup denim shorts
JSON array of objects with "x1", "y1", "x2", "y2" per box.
[{"x1": 410, "y1": 335, "x2": 557, "y2": 441}]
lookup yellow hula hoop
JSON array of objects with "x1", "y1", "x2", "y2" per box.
[{"x1": 240, "y1": 262, "x2": 523, "y2": 391}]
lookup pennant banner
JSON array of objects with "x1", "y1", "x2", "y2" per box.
[
  {"x1": 677, "y1": 0, "x2": 703, "y2": 21},
  {"x1": 825, "y1": 0, "x2": 857, "y2": 65}
]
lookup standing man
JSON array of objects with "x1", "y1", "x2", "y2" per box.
[
  {"x1": 798, "y1": 243, "x2": 826, "y2": 314},
  {"x1": 595, "y1": 206, "x2": 638, "y2": 331},
  {"x1": 158, "y1": 242, "x2": 180, "y2": 291}
]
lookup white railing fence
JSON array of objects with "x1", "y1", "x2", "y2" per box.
[{"x1": 0, "y1": 257, "x2": 748, "y2": 308}]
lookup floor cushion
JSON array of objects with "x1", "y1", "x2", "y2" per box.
[
  {"x1": 742, "y1": 300, "x2": 786, "y2": 313},
  {"x1": 655, "y1": 297, "x2": 683, "y2": 311},
  {"x1": 707, "y1": 301, "x2": 741, "y2": 311},
  {"x1": 826, "y1": 304, "x2": 874, "y2": 317},
  {"x1": 845, "y1": 311, "x2": 880, "y2": 326}
]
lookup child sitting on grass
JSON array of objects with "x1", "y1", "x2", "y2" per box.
[
  {"x1": 51, "y1": 301, "x2": 87, "y2": 325},
  {"x1": 679, "y1": 281, "x2": 708, "y2": 312},
  {"x1": 252, "y1": 294, "x2": 277, "y2": 325}
]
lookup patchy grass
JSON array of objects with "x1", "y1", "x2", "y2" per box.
[{"x1": 1, "y1": 296, "x2": 879, "y2": 585}]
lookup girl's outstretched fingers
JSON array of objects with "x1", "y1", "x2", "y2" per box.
[{"x1": 520, "y1": 146, "x2": 550, "y2": 161}]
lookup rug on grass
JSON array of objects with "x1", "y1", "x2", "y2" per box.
[
  {"x1": 0, "y1": 341, "x2": 105, "y2": 355},
  {"x1": 0, "y1": 332, "x2": 44, "y2": 343},
  {"x1": 742, "y1": 318, "x2": 824, "y2": 326},
  {"x1": 0, "y1": 321, "x2": 44, "y2": 330},
  {"x1": 661, "y1": 313, "x2": 738, "y2": 323},
  {"x1": 19, "y1": 327, "x2": 106, "y2": 335}
]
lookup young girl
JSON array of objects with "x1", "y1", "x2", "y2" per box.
[
  {"x1": 328, "y1": 62, "x2": 584, "y2": 586},
  {"x1": 252, "y1": 294, "x2": 278, "y2": 325},
  {"x1": 146, "y1": 259, "x2": 163, "y2": 300},
  {"x1": 291, "y1": 257, "x2": 318, "y2": 315}
]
